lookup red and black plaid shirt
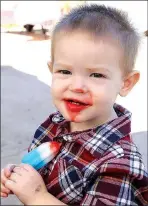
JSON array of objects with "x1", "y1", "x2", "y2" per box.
[{"x1": 28, "y1": 104, "x2": 148, "y2": 205}]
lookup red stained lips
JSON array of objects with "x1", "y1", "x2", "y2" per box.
[{"x1": 64, "y1": 98, "x2": 92, "y2": 113}]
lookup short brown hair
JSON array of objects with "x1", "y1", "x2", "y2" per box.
[{"x1": 51, "y1": 4, "x2": 141, "y2": 73}]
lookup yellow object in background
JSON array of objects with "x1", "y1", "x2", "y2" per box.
[{"x1": 60, "y1": 1, "x2": 86, "y2": 15}]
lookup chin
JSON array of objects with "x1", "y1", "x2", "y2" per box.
[
  {"x1": 70, "y1": 115, "x2": 87, "y2": 123},
  {"x1": 61, "y1": 111, "x2": 83, "y2": 123},
  {"x1": 70, "y1": 118, "x2": 82, "y2": 123},
  {"x1": 60, "y1": 111, "x2": 71, "y2": 121}
]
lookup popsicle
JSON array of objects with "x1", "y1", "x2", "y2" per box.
[{"x1": 21, "y1": 141, "x2": 61, "y2": 170}]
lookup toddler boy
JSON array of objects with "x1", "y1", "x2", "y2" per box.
[{"x1": 1, "y1": 4, "x2": 148, "y2": 206}]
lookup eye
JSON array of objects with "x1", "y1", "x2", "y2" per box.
[
  {"x1": 90, "y1": 73, "x2": 106, "y2": 78},
  {"x1": 58, "y1": 70, "x2": 72, "y2": 75}
]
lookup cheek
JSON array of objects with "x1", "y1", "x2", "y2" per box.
[
  {"x1": 92, "y1": 82, "x2": 119, "y2": 104},
  {"x1": 50, "y1": 86, "x2": 59, "y2": 105},
  {"x1": 51, "y1": 78, "x2": 62, "y2": 95},
  {"x1": 51, "y1": 77, "x2": 69, "y2": 102}
]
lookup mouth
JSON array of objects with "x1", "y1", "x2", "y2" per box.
[
  {"x1": 63, "y1": 98, "x2": 92, "y2": 112},
  {"x1": 64, "y1": 98, "x2": 91, "y2": 105}
]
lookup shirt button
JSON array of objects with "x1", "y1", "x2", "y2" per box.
[{"x1": 63, "y1": 135, "x2": 72, "y2": 142}]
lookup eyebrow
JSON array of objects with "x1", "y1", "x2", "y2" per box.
[
  {"x1": 53, "y1": 63, "x2": 73, "y2": 69},
  {"x1": 54, "y1": 63, "x2": 112, "y2": 74},
  {"x1": 87, "y1": 66, "x2": 111, "y2": 74}
]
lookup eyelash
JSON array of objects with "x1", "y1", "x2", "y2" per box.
[
  {"x1": 58, "y1": 70, "x2": 72, "y2": 75},
  {"x1": 57, "y1": 70, "x2": 106, "y2": 78},
  {"x1": 90, "y1": 73, "x2": 106, "y2": 78}
]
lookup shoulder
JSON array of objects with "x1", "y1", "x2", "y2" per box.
[
  {"x1": 28, "y1": 111, "x2": 61, "y2": 151},
  {"x1": 35, "y1": 111, "x2": 59, "y2": 134},
  {"x1": 100, "y1": 135, "x2": 147, "y2": 179}
]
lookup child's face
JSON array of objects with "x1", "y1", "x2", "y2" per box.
[{"x1": 50, "y1": 32, "x2": 125, "y2": 126}]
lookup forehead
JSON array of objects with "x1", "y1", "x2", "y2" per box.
[{"x1": 53, "y1": 31, "x2": 123, "y2": 71}]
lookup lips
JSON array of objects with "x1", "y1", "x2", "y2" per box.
[{"x1": 63, "y1": 98, "x2": 92, "y2": 113}]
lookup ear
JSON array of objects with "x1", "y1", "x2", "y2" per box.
[
  {"x1": 47, "y1": 61, "x2": 53, "y2": 73},
  {"x1": 119, "y1": 71, "x2": 140, "y2": 97}
]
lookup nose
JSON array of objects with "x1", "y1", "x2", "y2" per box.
[{"x1": 69, "y1": 76, "x2": 88, "y2": 93}]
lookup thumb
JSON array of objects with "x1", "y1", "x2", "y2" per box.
[{"x1": 4, "y1": 164, "x2": 17, "y2": 178}]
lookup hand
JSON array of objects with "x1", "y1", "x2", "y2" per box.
[
  {"x1": 5, "y1": 164, "x2": 48, "y2": 205},
  {"x1": 1, "y1": 164, "x2": 16, "y2": 197}
]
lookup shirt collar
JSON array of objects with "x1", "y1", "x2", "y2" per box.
[{"x1": 52, "y1": 103, "x2": 131, "y2": 158}]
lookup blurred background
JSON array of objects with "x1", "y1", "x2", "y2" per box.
[{"x1": 1, "y1": 1, "x2": 147, "y2": 205}]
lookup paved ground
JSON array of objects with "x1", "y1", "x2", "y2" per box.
[{"x1": 1, "y1": 33, "x2": 147, "y2": 205}]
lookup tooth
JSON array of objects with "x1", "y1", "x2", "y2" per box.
[{"x1": 71, "y1": 102, "x2": 80, "y2": 105}]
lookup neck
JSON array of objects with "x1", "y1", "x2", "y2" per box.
[{"x1": 70, "y1": 108, "x2": 117, "y2": 132}]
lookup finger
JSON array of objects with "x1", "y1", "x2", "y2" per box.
[
  {"x1": 1, "y1": 192, "x2": 8, "y2": 198},
  {"x1": 12, "y1": 166, "x2": 22, "y2": 175},
  {"x1": 5, "y1": 179, "x2": 15, "y2": 191},
  {"x1": 1, "y1": 169, "x2": 8, "y2": 184},
  {"x1": 4, "y1": 164, "x2": 17, "y2": 178},
  {"x1": 20, "y1": 163, "x2": 35, "y2": 172},
  {"x1": 1, "y1": 183, "x2": 11, "y2": 194},
  {"x1": 9, "y1": 173, "x2": 19, "y2": 183}
]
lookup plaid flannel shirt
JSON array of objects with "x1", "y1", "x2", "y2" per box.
[{"x1": 28, "y1": 104, "x2": 148, "y2": 205}]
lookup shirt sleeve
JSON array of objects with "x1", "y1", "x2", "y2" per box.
[{"x1": 80, "y1": 159, "x2": 148, "y2": 206}]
